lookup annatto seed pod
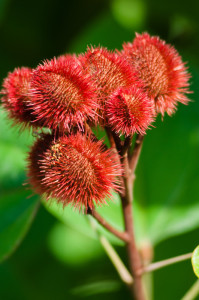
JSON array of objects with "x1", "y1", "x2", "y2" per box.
[
  {"x1": 1, "y1": 67, "x2": 41, "y2": 128},
  {"x1": 122, "y1": 32, "x2": 191, "y2": 116},
  {"x1": 105, "y1": 86, "x2": 155, "y2": 136},
  {"x1": 29, "y1": 55, "x2": 98, "y2": 132},
  {"x1": 79, "y1": 46, "x2": 139, "y2": 119},
  {"x1": 27, "y1": 133, "x2": 122, "y2": 210}
]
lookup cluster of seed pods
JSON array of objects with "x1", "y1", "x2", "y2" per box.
[{"x1": 1, "y1": 33, "x2": 190, "y2": 209}]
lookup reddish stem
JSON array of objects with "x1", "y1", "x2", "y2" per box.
[
  {"x1": 120, "y1": 152, "x2": 146, "y2": 300},
  {"x1": 129, "y1": 134, "x2": 144, "y2": 175},
  {"x1": 88, "y1": 208, "x2": 130, "y2": 243},
  {"x1": 121, "y1": 195, "x2": 146, "y2": 300},
  {"x1": 104, "y1": 129, "x2": 146, "y2": 299}
]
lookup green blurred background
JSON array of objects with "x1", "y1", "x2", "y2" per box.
[{"x1": 0, "y1": 0, "x2": 199, "y2": 299}]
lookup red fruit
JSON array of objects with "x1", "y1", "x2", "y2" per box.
[
  {"x1": 1, "y1": 67, "x2": 40, "y2": 127},
  {"x1": 28, "y1": 133, "x2": 122, "y2": 210},
  {"x1": 30, "y1": 56, "x2": 98, "y2": 132},
  {"x1": 106, "y1": 86, "x2": 155, "y2": 136},
  {"x1": 122, "y1": 33, "x2": 191, "y2": 116},
  {"x1": 79, "y1": 46, "x2": 139, "y2": 118}
]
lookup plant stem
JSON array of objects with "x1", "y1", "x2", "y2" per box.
[
  {"x1": 121, "y1": 135, "x2": 132, "y2": 156},
  {"x1": 121, "y1": 193, "x2": 146, "y2": 300},
  {"x1": 99, "y1": 235, "x2": 133, "y2": 286},
  {"x1": 104, "y1": 127, "x2": 125, "y2": 191},
  {"x1": 105, "y1": 126, "x2": 122, "y2": 154},
  {"x1": 143, "y1": 252, "x2": 192, "y2": 274},
  {"x1": 129, "y1": 134, "x2": 144, "y2": 175},
  {"x1": 89, "y1": 217, "x2": 133, "y2": 285},
  {"x1": 105, "y1": 126, "x2": 116, "y2": 149},
  {"x1": 181, "y1": 279, "x2": 199, "y2": 300},
  {"x1": 105, "y1": 128, "x2": 146, "y2": 299},
  {"x1": 120, "y1": 151, "x2": 146, "y2": 300},
  {"x1": 88, "y1": 208, "x2": 130, "y2": 243}
]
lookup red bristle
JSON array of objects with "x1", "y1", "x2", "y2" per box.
[
  {"x1": 79, "y1": 46, "x2": 140, "y2": 120},
  {"x1": 106, "y1": 86, "x2": 155, "y2": 136},
  {"x1": 29, "y1": 56, "x2": 99, "y2": 132},
  {"x1": 27, "y1": 133, "x2": 123, "y2": 210},
  {"x1": 122, "y1": 32, "x2": 191, "y2": 116},
  {"x1": 1, "y1": 67, "x2": 41, "y2": 128}
]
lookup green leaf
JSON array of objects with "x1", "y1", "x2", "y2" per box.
[
  {"x1": 0, "y1": 109, "x2": 33, "y2": 148},
  {"x1": 0, "y1": 109, "x2": 34, "y2": 190},
  {"x1": 43, "y1": 194, "x2": 125, "y2": 246},
  {"x1": 44, "y1": 200, "x2": 105, "y2": 265},
  {"x1": 0, "y1": 108, "x2": 39, "y2": 262},
  {"x1": 43, "y1": 200, "x2": 96, "y2": 239},
  {"x1": 44, "y1": 201, "x2": 104, "y2": 264},
  {"x1": 0, "y1": 189, "x2": 39, "y2": 262},
  {"x1": 47, "y1": 222, "x2": 102, "y2": 265},
  {"x1": 192, "y1": 246, "x2": 199, "y2": 278},
  {"x1": 71, "y1": 280, "x2": 121, "y2": 297}
]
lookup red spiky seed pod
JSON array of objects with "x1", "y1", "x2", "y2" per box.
[
  {"x1": 30, "y1": 56, "x2": 98, "y2": 132},
  {"x1": 79, "y1": 46, "x2": 139, "y2": 119},
  {"x1": 27, "y1": 133, "x2": 122, "y2": 210},
  {"x1": 106, "y1": 86, "x2": 155, "y2": 136},
  {"x1": 122, "y1": 32, "x2": 191, "y2": 116},
  {"x1": 1, "y1": 67, "x2": 41, "y2": 128}
]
